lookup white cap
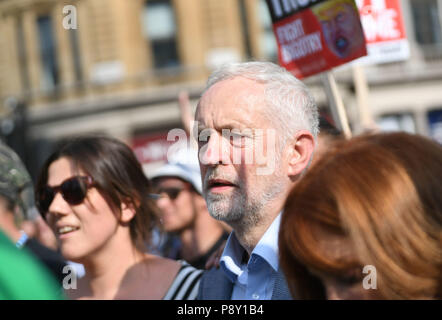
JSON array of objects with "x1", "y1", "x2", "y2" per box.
[{"x1": 150, "y1": 143, "x2": 202, "y2": 194}]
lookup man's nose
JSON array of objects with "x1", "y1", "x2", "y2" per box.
[
  {"x1": 156, "y1": 196, "x2": 173, "y2": 210},
  {"x1": 199, "y1": 132, "x2": 230, "y2": 166}
]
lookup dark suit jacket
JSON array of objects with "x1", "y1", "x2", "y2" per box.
[{"x1": 197, "y1": 266, "x2": 293, "y2": 300}]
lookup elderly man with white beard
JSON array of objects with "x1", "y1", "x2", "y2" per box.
[{"x1": 195, "y1": 61, "x2": 319, "y2": 300}]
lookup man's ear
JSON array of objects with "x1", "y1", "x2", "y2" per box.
[
  {"x1": 120, "y1": 201, "x2": 137, "y2": 224},
  {"x1": 286, "y1": 130, "x2": 315, "y2": 178}
]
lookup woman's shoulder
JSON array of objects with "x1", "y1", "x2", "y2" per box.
[
  {"x1": 140, "y1": 254, "x2": 182, "y2": 285},
  {"x1": 112, "y1": 255, "x2": 183, "y2": 300},
  {"x1": 162, "y1": 260, "x2": 204, "y2": 300}
]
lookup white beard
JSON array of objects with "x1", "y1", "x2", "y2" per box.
[{"x1": 204, "y1": 170, "x2": 285, "y2": 229}]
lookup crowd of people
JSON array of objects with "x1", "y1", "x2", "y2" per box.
[{"x1": 0, "y1": 61, "x2": 440, "y2": 300}]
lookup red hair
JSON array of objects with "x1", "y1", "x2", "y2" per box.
[{"x1": 279, "y1": 132, "x2": 442, "y2": 299}]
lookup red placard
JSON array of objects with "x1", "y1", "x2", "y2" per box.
[
  {"x1": 266, "y1": 0, "x2": 367, "y2": 78},
  {"x1": 355, "y1": 0, "x2": 409, "y2": 64},
  {"x1": 357, "y1": 0, "x2": 406, "y2": 44},
  {"x1": 131, "y1": 132, "x2": 174, "y2": 164}
]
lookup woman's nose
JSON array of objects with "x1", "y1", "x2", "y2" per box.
[{"x1": 47, "y1": 192, "x2": 71, "y2": 217}]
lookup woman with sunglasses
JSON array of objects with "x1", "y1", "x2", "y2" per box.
[{"x1": 35, "y1": 136, "x2": 203, "y2": 299}]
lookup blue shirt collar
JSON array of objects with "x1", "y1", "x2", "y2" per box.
[{"x1": 220, "y1": 213, "x2": 281, "y2": 282}]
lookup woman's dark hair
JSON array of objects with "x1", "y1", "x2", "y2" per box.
[{"x1": 35, "y1": 135, "x2": 159, "y2": 251}]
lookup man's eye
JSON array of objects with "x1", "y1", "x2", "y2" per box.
[
  {"x1": 321, "y1": 21, "x2": 330, "y2": 28},
  {"x1": 336, "y1": 13, "x2": 346, "y2": 23},
  {"x1": 198, "y1": 130, "x2": 212, "y2": 143},
  {"x1": 198, "y1": 136, "x2": 210, "y2": 146},
  {"x1": 230, "y1": 134, "x2": 247, "y2": 146}
]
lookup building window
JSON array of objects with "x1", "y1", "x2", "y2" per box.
[
  {"x1": 15, "y1": 16, "x2": 30, "y2": 92},
  {"x1": 239, "y1": 0, "x2": 253, "y2": 59},
  {"x1": 141, "y1": 0, "x2": 179, "y2": 69},
  {"x1": 69, "y1": 29, "x2": 83, "y2": 83},
  {"x1": 376, "y1": 113, "x2": 416, "y2": 134},
  {"x1": 258, "y1": 0, "x2": 277, "y2": 61},
  {"x1": 427, "y1": 108, "x2": 442, "y2": 144},
  {"x1": 37, "y1": 15, "x2": 59, "y2": 91},
  {"x1": 411, "y1": 0, "x2": 442, "y2": 46}
]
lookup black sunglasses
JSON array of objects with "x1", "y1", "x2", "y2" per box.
[
  {"x1": 37, "y1": 176, "x2": 94, "y2": 217},
  {"x1": 154, "y1": 187, "x2": 187, "y2": 200}
]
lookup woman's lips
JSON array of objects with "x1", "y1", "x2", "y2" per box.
[{"x1": 56, "y1": 225, "x2": 80, "y2": 239}]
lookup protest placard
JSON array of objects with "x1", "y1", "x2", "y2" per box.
[{"x1": 266, "y1": 0, "x2": 367, "y2": 78}]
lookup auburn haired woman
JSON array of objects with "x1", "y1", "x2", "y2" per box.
[
  {"x1": 35, "y1": 136, "x2": 202, "y2": 299},
  {"x1": 279, "y1": 132, "x2": 442, "y2": 299}
]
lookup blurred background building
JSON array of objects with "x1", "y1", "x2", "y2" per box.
[{"x1": 0, "y1": 0, "x2": 441, "y2": 178}]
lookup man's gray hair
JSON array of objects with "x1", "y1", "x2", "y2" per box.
[{"x1": 203, "y1": 61, "x2": 319, "y2": 143}]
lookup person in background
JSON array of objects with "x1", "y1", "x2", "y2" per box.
[
  {"x1": 196, "y1": 61, "x2": 318, "y2": 300},
  {"x1": 22, "y1": 213, "x2": 58, "y2": 251},
  {"x1": 0, "y1": 230, "x2": 63, "y2": 299},
  {"x1": 151, "y1": 144, "x2": 229, "y2": 269},
  {"x1": 279, "y1": 132, "x2": 442, "y2": 299},
  {"x1": 0, "y1": 142, "x2": 63, "y2": 299},
  {"x1": 35, "y1": 136, "x2": 202, "y2": 299},
  {"x1": 0, "y1": 142, "x2": 68, "y2": 284},
  {"x1": 314, "y1": 113, "x2": 344, "y2": 162},
  {"x1": 20, "y1": 213, "x2": 86, "y2": 279}
]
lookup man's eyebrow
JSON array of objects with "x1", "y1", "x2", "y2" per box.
[
  {"x1": 197, "y1": 123, "x2": 240, "y2": 131},
  {"x1": 221, "y1": 119, "x2": 255, "y2": 130},
  {"x1": 220, "y1": 123, "x2": 239, "y2": 130}
]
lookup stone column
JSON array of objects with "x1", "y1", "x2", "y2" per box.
[{"x1": 22, "y1": 9, "x2": 42, "y2": 101}]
